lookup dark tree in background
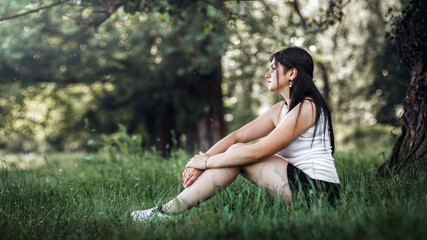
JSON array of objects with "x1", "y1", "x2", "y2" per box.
[
  {"x1": 1, "y1": 0, "x2": 422, "y2": 162},
  {"x1": 0, "y1": 0, "x2": 229, "y2": 156},
  {"x1": 365, "y1": 0, "x2": 410, "y2": 126},
  {"x1": 379, "y1": 0, "x2": 427, "y2": 176}
]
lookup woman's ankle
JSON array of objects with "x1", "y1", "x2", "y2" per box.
[{"x1": 162, "y1": 198, "x2": 190, "y2": 214}]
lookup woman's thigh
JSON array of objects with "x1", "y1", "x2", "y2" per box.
[
  {"x1": 227, "y1": 143, "x2": 292, "y2": 204},
  {"x1": 226, "y1": 143, "x2": 292, "y2": 204},
  {"x1": 240, "y1": 155, "x2": 292, "y2": 204}
]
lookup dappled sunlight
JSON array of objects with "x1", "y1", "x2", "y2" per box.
[
  {"x1": 0, "y1": 0, "x2": 424, "y2": 238},
  {"x1": 0, "y1": 152, "x2": 87, "y2": 170},
  {"x1": 334, "y1": 123, "x2": 400, "y2": 154},
  {"x1": 0, "y1": 0, "x2": 410, "y2": 155}
]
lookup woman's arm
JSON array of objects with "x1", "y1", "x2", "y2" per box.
[
  {"x1": 188, "y1": 100, "x2": 316, "y2": 169},
  {"x1": 183, "y1": 101, "x2": 285, "y2": 187},
  {"x1": 204, "y1": 101, "x2": 285, "y2": 156}
]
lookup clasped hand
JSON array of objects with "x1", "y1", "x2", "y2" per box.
[
  {"x1": 182, "y1": 152, "x2": 209, "y2": 188},
  {"x1": 186, "y1": 152, "x2": 209, "y2": 170}
]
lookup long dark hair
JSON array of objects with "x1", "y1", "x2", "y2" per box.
[{"x1": 270, "y1": 47, "x2": 335, "y2": 154}]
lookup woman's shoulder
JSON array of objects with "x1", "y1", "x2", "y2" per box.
[
  {"x1": 295, "y1": 99, "x2": 317, "y2": 123},
  {"x1": 268, "y1": 101, "x2": 287, "y2": 125},
  {"x1": 300, "y1": 98, "x2": 316, "y2": 111},
  {"x1": 269, "y1": 100, "x2": 287, "y2": 112}
]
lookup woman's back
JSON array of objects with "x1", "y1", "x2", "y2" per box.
[{"x1": 277, "y1": 103, "x2": 340, "y2": 184}]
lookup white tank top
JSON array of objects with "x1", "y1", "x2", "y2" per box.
[{"x1": 277, "y1": 102, "x2": 340, "y2": 184}]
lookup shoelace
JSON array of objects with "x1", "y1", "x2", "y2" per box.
[{"x1": 156, "y1": 205, "x2": 165, "y2": 214}]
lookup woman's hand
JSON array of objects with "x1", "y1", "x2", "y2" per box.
[
  {"x1": 186, "y1": 152, "x2": 209, "y2": 170},
  {"x1": 182, "y1": 152, "x2": 209, "y2": 187},
  {"x1": 182, "y1": 167, "x2": 203, "y2": 188}
]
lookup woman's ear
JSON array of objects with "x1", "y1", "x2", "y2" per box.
[{"x1": 290, "y1": 68, "x2": 298, "y2": 79}]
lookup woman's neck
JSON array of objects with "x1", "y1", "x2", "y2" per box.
[{"x1": 279, "y1": 87, "x2": 290, "y2": 105}]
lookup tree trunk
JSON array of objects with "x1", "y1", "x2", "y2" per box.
[
  {"x1": 197, "y1": 63, "x2": 226, "y2": 151},
  {"x1": 143, "y1": 100, "x2": 176, "y2": 157},
  {"x1": 181, "y1": 60, "x2": 226, "y2": 153},
  {"x1": 318, "y1": 62, "x2": 330, "y2": 104},
  {"x1": 154, "y1": 102, "x2": 176, "y2": 155},
  {"x1": 378, "y1": 0, "x2": 427, "y2": 176}
]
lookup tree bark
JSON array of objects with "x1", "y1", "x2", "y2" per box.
[
  {"x1": 179, "y1": 60, "x2": 226, "y2": 153},
  {"x1": 318, "y1": 62, "x2": 330, "y2": 104},
  {"x1": 378, "y1": 0, "x2": 427, "y2": 176},
  {"x1": 197, "y1": 63, "x2": 226, "y2": 151},
  {"x1": 154, "y1": 103, "x2": 176, "y2": 156},
  {"x1": 146, "y1": 59, "x2": 226, "y2": 156}
]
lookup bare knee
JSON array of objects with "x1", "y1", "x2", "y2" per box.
[
  {"x1": 202, "y1": 167, "x2": 240, "y2": 187},
  {"x1": 226, "y1": 143, "x2": 246, "y2": 152}
]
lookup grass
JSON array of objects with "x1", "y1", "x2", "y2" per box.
[{"x1": 1, "y1": 144, "x2": 426, "y2": 239}]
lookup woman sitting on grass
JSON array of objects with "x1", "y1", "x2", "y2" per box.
[{"x1": 131, "y1": 47, "x2": 340, "y2": 221}]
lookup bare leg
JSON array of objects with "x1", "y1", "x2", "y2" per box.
[
  {"x1": 162, "y1": 143, "x2": 291, "y2": 213},
  {"x1": 162, "y1": 167, "x2": 240, "y2": 213},
  {"x1": 240, "y1": 154, "x2": 292, "y2": 204}
]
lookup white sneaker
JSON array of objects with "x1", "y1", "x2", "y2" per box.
[{"x1": 131, "y1": 206, "x2": 171, "y2": 222}]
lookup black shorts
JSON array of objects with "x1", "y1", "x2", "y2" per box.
[{"x1": 287, "y1": 163, "x2": 340, "y2": 206}]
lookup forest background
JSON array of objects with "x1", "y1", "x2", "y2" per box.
[
  {"x1": 0, "y1": 0, "x2": 410, "y2": 159},
  {"x1": 1, "y1": 1, "x2": 426, "y2": 239}
]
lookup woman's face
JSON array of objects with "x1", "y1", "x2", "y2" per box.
[{"x1": 265, "y1": 58, "x2": 288, "y2": 92}]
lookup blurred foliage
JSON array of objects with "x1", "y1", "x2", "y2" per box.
[
  {"x1": 88, "y1": 124, "x2": 144, "y2": 163},
  {"x1": 336, "y1": 124, "x2": 401, "y2": 154},
  {"x1": 223, "y1": 0, "x2": 409, "y2": 130},
  {"x1": 0, "y1": 0, "x2": 411, "y2": 153},
  {"x1": 1, "y1": 0, "x2": 230, "y2": 153}
]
